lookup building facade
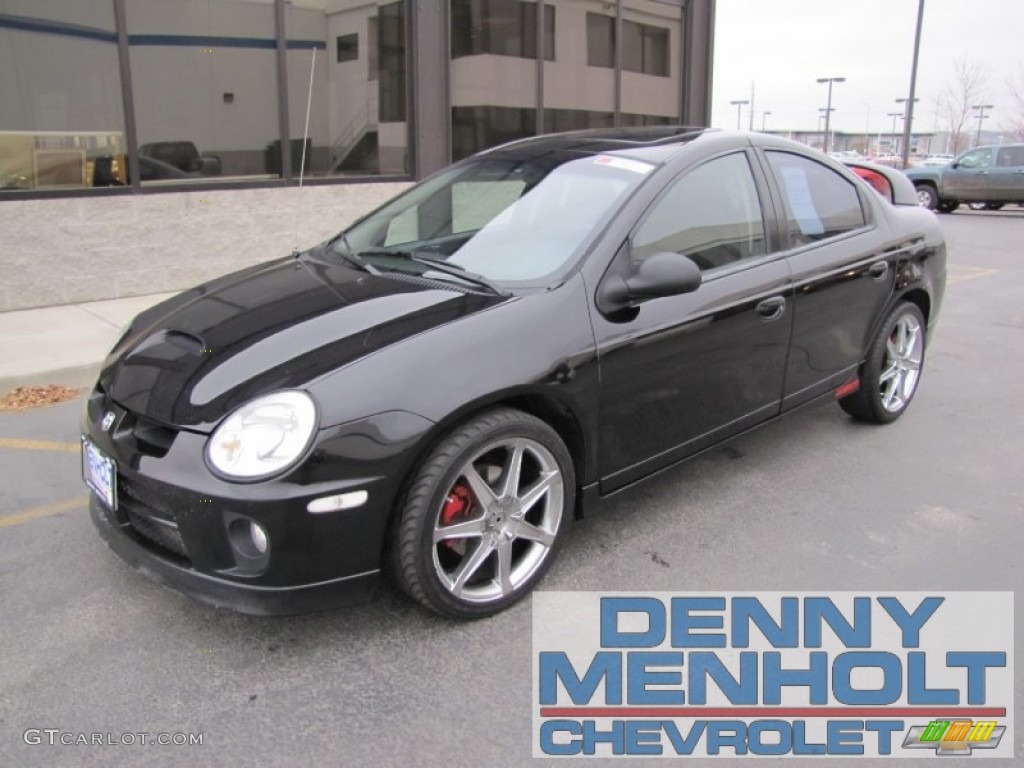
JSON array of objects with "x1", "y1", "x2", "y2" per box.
[{"x1": 0, "y1": 0, "x2": 715, "y2": 311}]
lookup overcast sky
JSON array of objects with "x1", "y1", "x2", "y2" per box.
[{"x1": 710, "y1": 0, "x2": 1023, "y2": 136}]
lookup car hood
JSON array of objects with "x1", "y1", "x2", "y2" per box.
[{"x1": 99, "y1": 255, "x2": 508, "y2": 430}]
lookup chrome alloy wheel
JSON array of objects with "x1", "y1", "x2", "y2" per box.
[
  {"x1": 431, "y1": 437, "x2": 563, "y2": 604},
  {"x1": 879, "y1": 313, "x2": 923, "y2": 413}
]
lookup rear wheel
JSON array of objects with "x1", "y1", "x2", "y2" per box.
[
  {"x1": 391, "y1": 408, "x2": 574, "y2": 618},
  {"x1": 937, "y1": 200, "x2": 960, "y2": 213},
  {"x1": 840, "y1": 302, "x2": 926, "y2": 424},
  {"x1": 985, "y1": 202, "x2": 1004, "y2": 211}
]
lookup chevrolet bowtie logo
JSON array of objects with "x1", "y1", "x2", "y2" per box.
[{"x1": 902, "y1": 719, "x2": 1005, "y2": 755}]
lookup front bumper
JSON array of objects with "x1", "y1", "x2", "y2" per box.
[
  {"x1": 90, "y1": 496, "x2": 379, "y2": 614},
  {"x1": 82, "y1": 388, "x2": 435, "y2": 615}
]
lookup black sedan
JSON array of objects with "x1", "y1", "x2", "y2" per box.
[{"x1": 82, "y1": 128, "x2": 946, "y2": 618}]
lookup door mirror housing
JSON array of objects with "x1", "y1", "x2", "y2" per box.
[{"x1": 598, "y1": 251, "x2": 702, "y2": 313}]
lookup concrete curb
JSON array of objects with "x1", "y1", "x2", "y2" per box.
[
  {"x1": 0, "y1": 292, "x2": 178, "y2": 393},
  {"x1": 0, "y1": 364, "x2": 103, "y2": 394}
]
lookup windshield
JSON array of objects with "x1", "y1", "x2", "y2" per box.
[{"x1": 331, "y1": 152, "x2": 653, "y2": 287}]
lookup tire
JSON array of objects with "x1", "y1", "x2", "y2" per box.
[
  {"x1": 985, "y1": 202, "x2": 1004, "y2": 211},
  {"x1": 915, "y1": 184, "x2": 938, "y2": 210},
  {"x1": 968, "y1": 202, "x2": 987, "y2": 211},
  {"x1": 937, "y1": 200, "x2": 960, "y2": 213},
  {"x1": 840, "y1": 302, "x2": 926, "y2": 424},
  {"x1": 390, "y1": 407, "x2": 575, "y2": 618}
]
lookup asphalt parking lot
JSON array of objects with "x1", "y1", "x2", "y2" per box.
[{"x1": 1, "y1": 210, "x2": 1022, "y2": 767}]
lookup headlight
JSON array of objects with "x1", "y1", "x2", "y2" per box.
[{"x1": 205, "y1": 391, "x2": 318, "y2": 480}]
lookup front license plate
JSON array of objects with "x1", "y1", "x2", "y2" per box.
[{"x1": 82, "y1": 438, "x2": 117, "y2": 511}]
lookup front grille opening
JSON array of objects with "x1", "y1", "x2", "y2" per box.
[
  {"x1": 125, "y1": 509, "x2": 189, "y2": 562},
  {"x1": 119, "y1": 478, "x2": 189, "y2": 562},
  {"x1": 132, "y1": 418, "x2": 176, "y2": 458}
]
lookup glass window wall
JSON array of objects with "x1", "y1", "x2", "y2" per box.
[
  {"x1": 286, "y1": 0, "x2": 408, "y2": 178},
  {"x1": 0, "y1": 0, "x2": 126, "y2": 191}
]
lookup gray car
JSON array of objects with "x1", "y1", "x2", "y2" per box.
[{"x1": 905, "y1": 143, "x2": 1024, "y2": 212}]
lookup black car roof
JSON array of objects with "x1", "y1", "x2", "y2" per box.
[{"x1": 482, "y1": 126, "x2": 717, "y2": 164}]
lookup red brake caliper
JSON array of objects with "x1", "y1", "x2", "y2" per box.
[
  {"x1": 441, "y1": 483, "x2": 474, "y2": 524},
  {"x1": 440, "y1": 483, "x2": 475, "y2": 550}
]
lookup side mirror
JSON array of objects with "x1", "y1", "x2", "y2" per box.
[
  {"x1": 598, "y1": 251, "x2": 702, "y2": 312},
  {"x1": 950, "y1": 161, "x2": 960, "y2": 170}
]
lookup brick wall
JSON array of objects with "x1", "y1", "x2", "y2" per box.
[{"x1": 0, "y1": 181, "x2": 411, "y2": 311}]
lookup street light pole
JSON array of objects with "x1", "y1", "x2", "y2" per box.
[
  {"x1": 816, "y1": 76, "x2": 846, "y2": 153},
  {"x1": 900, "y1": 0, "x2": 926, "y2": 169},
  {"x1": 972, "y1": 104, "x2": 994, "y2": 146},
  {"x1": 887, "y1": 112, "x2": 904, "y2": 156},
  {"x1": 761, "y1": 111, "x2": 772, "y2": 132},
  {"x1": 730, "y1": 100, "x2": 749, "y2": 130},
  {"x1": 896, "y1": 97, "x2": 920, "y2": 166},
  {"x1": 818, "y1": 108, "x2": 834, "y2": 150},
  {"x1": 859, "y1": 101, "x2": 871, "y2": 156}
]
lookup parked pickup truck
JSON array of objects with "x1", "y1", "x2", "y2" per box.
[{"x1": 905, "y1": 143, "x2": 1024, "y2": 212}]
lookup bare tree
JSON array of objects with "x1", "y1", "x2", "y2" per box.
[
  {"x1": 1005, "y1": 64, "x2": 1024, "y2": 141},
  {"x1": 938, "y1": 57, "x2": 989, "y2": 153}
]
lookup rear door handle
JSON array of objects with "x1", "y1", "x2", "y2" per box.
[
  {"x1": 868, "y1": 261, "x2": 889, "y2": 280},
  {"x1": 756, "y1": 296, "x2": 786, "y2": 321}
]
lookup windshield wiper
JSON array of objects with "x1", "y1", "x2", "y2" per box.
[
  {"x1": 357, "y1": 249, "x2": 508, "y2": 296},
  {"x1": 324, "y1": 234, "x2": 380, "y2": 276}
]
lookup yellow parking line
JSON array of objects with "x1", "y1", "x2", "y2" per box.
[
  {"x1": 0, "y1": 497, "x2": 87, "y2": 528},
  {"x1": 947, "y1": 267, "x2": 1000, "y2": 285},
  {"x1": 0, "y1": 438, "x2": 80, "y2": 453}
]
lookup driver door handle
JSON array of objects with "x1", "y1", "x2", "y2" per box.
[
  {"x1": 756, "y1": 296, "x2": 786, "y2": 321},
  {"x1": 868, "y1": 261, "x2": 889, "y2": 280}
]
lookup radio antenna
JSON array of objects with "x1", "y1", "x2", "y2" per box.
[{"x1": 294, "y1": 45, "x2": 316, "y2": 256}]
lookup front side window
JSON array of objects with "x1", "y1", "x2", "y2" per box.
[
  {"x1": 766, "y1": 152, "x2": 866, "y2": 247},
  {"x1": 336, "y1": 153, "x2": 652, "y2": 285},
  {"x1": 956, "y1": 148, "x2": 993, "y2": 169},
  {"x1": 632, "y1": 152, "x2": 767, "y2": 271}
]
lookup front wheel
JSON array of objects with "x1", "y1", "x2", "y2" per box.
[
  {"x1": 915, "y1": 184, "x2": 938, "y2": 210},
  {"x1": 839, "y1": 302, "x2": 926, "y2": 424},
  {"x1": 390, "y1": 407, "x2": 575, "y2": 618}
]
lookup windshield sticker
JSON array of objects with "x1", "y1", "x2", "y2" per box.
[{"x1": 594, "y1": 155, "x2": 654, "y2": 175}]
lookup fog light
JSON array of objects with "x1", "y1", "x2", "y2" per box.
[{"x1": 250, "y1": 522, "x2": 268, "y2": 554}]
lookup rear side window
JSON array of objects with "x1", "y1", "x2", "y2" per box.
[
  {"x1": 996, "y1": 146, "x2": 1024, "y2": 168},
  {"x1": 766, "y1": 152, "x2": 866, "y2": 247}
]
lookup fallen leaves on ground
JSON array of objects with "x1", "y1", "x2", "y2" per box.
[{"x1": 0, "y1": 385, "x2": 81, "y2": 411}]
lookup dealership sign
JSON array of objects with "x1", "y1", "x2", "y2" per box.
[{"x1": 532, "y1": 592, "x2": 1013, "y2": 758}]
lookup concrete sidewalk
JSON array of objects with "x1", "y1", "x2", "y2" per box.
[{"x1": 0, "y1": 292, "x2": 178, "y2": 392}]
